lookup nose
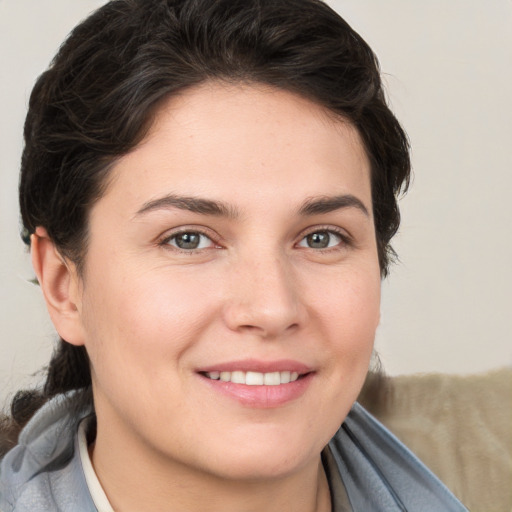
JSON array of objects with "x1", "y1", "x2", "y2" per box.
[{"x1": 222, "y1": 253, "x2": 306, "y2": 339}]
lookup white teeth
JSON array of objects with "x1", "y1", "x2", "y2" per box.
[
  {"x1": 246, "y1": 371, "x2": 264, "y2": 385},
  {"x1": 280, "y1": 371, "x2": 291, "y2": 384},
  {"x1": 205, "y1": 370, "x2": 301, "y2": 385},
  {"x1": 264, "y1": 372, "x2": 280, "y2": 386},
  {"x1": 231, "y1": 371, "x2": 245, "y2": 384}
]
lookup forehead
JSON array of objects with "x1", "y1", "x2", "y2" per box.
[{"x1": 102, "y1": 82, "x2": 372, "y2": 216}]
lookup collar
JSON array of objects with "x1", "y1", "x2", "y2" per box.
[{"x1": 77, "y1": 417, "x2": 115, "y2": 512}]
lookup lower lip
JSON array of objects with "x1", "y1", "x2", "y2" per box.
[{"x1": 199, "y1": 373, "x2": 314, "y2": 408}]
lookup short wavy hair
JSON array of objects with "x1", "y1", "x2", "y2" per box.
[{"x1": 13, "y1": 0, "x2": 410, "y2": 430}]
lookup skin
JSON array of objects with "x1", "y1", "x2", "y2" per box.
[{"x1": 33, "y1": 82, "x2": 381, "y2": 512}]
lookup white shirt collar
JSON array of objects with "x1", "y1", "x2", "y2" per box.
[{"x1": 77, "y1": 417, "x2": 115, "y2": 512}]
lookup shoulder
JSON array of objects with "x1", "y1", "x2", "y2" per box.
[
  {"x1": 0, "y1": 392, "x2": 95, "y2": 512},
  {"x1": 327, "y1": 403, "x2": 469, "y2": 511}
]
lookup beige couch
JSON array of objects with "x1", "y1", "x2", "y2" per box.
[{"x1": 359, "y1": 367, "x2": 512, "y2": 512}]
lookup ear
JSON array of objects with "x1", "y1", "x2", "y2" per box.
[{"x1": 31, "y1": 227, "x2": 85, "y2": 346}]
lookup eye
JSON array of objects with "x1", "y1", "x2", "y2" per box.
[
  {"x1": 298, "y1": 230, "x2": 344, "y2": 249},
  {"x1": 165, "y1": 231, "x2": 215, "y2": 251}
]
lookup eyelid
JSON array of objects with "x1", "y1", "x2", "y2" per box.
[
  {"x1": 156, "y1": 224, "x2": 353, "y2": 253},
  {"x1": 295, "y1": 225, "x2": 353, "y2": 249},
  {"x1": 157, "y1": 226, "x2": 222, "y2": 251}
]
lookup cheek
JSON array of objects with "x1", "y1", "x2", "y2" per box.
[
  {"x1": 313, "y1": 264, "x2": 380, "y2": 339},
  {"x1": 310, "y1": 265, "x2": 380, "y2": 384},
  {"x1": 81, "y1": 267, "x2": 220, "y2": 374},
  {"x1": 296, "y1": 267, "x2": 380, "y2": 444},
  {"x1": 123, "y1": 269, "x2": 222, "y2": 341}
]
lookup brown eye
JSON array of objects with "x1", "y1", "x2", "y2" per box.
[{"x1": 299, "y1": 230, "x2": 343, "y2": 249}]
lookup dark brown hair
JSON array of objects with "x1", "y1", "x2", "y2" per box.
[{"x1": 3, "y1": 0, "x2": 409, "y2": 454}]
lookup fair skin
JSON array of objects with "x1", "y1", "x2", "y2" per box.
[{"x1": 32, "y1": 82, "x2": 381, "y2": 512}]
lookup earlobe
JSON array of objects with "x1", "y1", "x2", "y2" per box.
[{"x1": 31, "y1": 227, "x2": 86, "y2": 346}]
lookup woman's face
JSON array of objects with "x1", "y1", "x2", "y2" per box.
[{"x1": 73, "y1": 82, "x2": 380, "y2": 480}]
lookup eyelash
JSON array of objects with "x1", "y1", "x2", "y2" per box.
[
  {"x1": 158, "y1": 228, "x2": 219, "y2": 254},
  {"x1": 157, "y1": 226, "x2": 352, "y2": 254},
  {"x1": 296, "y1": 226, "x2": 353, "y2": 252}
]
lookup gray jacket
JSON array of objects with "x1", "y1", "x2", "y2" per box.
[{"x1": 0, "y1": 392, "x2": 467, "y2": 511}]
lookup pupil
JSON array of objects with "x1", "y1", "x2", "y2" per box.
[
  {"x1": 307, "y1": 232, "x2": 329, "y2": 249},
  {"x1": 176, "y1": 233, "x2": 200, "y2": 249}
]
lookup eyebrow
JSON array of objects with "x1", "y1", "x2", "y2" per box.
[
  {"x1": 135, "y1": 194, "x2": 239, "y2": 218},
  {"x1": 298, "y1": 194, "x2": 370, "y2": 217},
  {"x1": 135, "y1": 193, "x2": 369, "y2": 219}
]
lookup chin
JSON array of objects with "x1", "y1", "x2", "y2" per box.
[
  {"x1": 208, "y1": 450, "x2": 312, "y2": 482},
  {"x1": 194, "y1": 425, "x2": 329, "y2": 481}
]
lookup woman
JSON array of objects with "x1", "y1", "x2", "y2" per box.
[{"x1": 0, "y1": 0, "x2": 467, "y2": 510}]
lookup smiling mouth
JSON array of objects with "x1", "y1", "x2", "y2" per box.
[{"x1": 202, "y1": 370, "x2": 303, "y2": 385}]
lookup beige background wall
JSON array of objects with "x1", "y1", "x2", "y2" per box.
[{"x1": 1, "y1": 0, "x2": 511, "y2": 404}]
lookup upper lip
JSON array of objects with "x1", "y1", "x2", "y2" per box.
[{"x1": 197, "y1": 359, "x2": 313, "y2": 374}]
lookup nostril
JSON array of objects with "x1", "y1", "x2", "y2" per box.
[
  {"x1": 233, "y1": 323, "x2": 300, "y2": 341},
  {"x1": 222, "y1": 290, "x2": 306, "y2": 338}
]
